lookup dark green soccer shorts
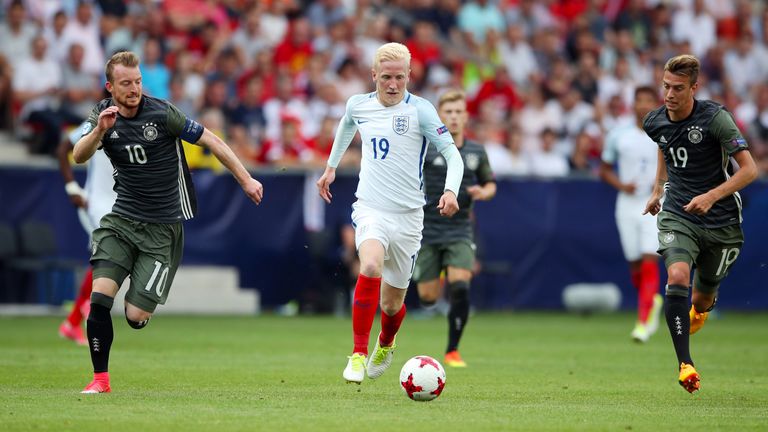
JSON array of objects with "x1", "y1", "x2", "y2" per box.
[
  {"x1": 90, "y1": 213, "x2": 184, "y2": 312},
  {"x1": 413, "y1": 240, "x2": 475, "y2": 283},
  {"x1": 656, "y1": 211, "x2": 744, "y2": 294}
]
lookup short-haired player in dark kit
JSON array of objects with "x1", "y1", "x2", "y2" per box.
[
  {"x1": 73, "y1": 51, "x2": 264, "y2": 393},
  {"x1": 413, "y1": 90, "x2": 496, "y2": 368},
  {"x1": 642, "y1": 54, "x2": 758, "y2": 393}
]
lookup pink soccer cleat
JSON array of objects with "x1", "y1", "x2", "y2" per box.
[
  {"x1": 58, "y1": 321, "x2": 87, "y2": 346},
  {"x1": 81, "y1": 373, "x2": 111, "y2": 394}
]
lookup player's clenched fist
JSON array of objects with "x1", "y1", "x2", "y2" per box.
[
  {"x1": 438, "y1": 190, "x2": 459, "y2": 217},
  {"x1": 242, "y1": 178, "x2": 263, "y2": 205},
  {"x1": 98, "y1": 106, "x2": 119, "y2": 131}
]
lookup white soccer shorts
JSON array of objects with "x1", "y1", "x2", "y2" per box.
[
  {"x1": 351, "y1": 201, "x2": 423, "y2": 289},
  {"x1": 615, "y1": 198, "x2": 658, "y2": 262}
]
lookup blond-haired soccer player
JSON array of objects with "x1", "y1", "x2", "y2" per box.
[
  {"x1": 73, "y1": 51, "x2": 263, "y2": 393},
  {"x1": 643, "y1": 54, "x2": 757, "y2": 393},
  {"x1": 316, "y1": 43, "x2": 464, "y2": 384}
]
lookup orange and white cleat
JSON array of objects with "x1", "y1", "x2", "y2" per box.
[
  {"x1": 58, "y1": 321, "x2": 87, "y2": 346},
  {"x1": 689, "y1": 306, "x2": 709, "y2": 335},
  {"x1": 678, "y1": 362, "x2": 700, "y2": 393},
  {"x1": 444, "y1": 350, "x2": 467, "y2": 368}
]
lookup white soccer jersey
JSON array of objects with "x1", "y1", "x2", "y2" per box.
[
  {"x1": 69, "y1": 124, "x2": 117, "y2": 231},
  {"x1": 602, "y1": 122, "x2": 658, "y2": 203},
  {"x1": 602, "y1": 122, "x2": 659, "y2": 260},
  {"x1": 328, "y1": 91, "x2": 462, "y2": 212}
]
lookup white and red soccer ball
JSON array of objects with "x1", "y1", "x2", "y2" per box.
[{"x1": 399, "y1": 355, "x2": 446, "y2": 401}]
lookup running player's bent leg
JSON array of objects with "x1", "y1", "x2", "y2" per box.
[
  {"x1": 125, "y1": 303, "x2": 152, "y2": 329},
  {"x1": 367, "y1": 283, "x2": 406, "y2": 380},
  {"x1": 414, "y1": 244, "x2": 442, "y2": 307},
  {"x1": 379, "y1": 283, "x2": 407, "y2": 346},
  {"x1": 417, "y1": 280, "x2": 441, "y2": 306},
  {"x1": 691, "y1": 288, "x2": 717, "y2": 314},
  {"x1": 83, "y1": 266, "x2": 124, "y2": 394},
  {"x1": 87, "y1": 262, "x2": 125, "y2": 370}
]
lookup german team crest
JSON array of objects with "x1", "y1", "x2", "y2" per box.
[
  {"x1": 393, "y1": 116, "x2": 409, "y2": 135},
  {"x1": 465, "y1": 153, "x2": 480, "y2": 170},
  {"x1": 142, "y1": 122, "x2": 159, "y2": 141},
  {"x1": 687, "y1": 125, "x2": 703, "y2": 144},
  {"x1": 662, "y1": 232, "x2": 675, "y2": 244}
]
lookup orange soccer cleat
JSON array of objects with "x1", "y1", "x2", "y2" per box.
[
  {"x1": 444, "y1": 350, "x2": 467, "y2": 368},
  {"x1": 689, "y1": 306, "x2": 709, "y2": 335},
  {"x1": 678, "y1": 362, "x2": 700, "y2": 393}
]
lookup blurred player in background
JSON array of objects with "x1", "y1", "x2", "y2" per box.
[
  {"x1": 316, "y1": 43, "x2": 463, "y2": 384},
  {"x1": 599, "y1": 86, "x2": 664, "y2": 343},
  {"x1": 56, "y1": 120, "x2": 117, "y2": 346},
  {"x1": 413, "y1": 89, "x2": 496, "y2": 367},
  {"x1": 643, "y1": 54, "x2": 758, "y2": 393},
  {"x1": 73, "y1": 51, "x2": 263, "y2": 394}
]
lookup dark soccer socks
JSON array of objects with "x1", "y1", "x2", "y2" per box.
[
  {"x1": 447, "y1": 280, "x2": 470, "y2": 353},
  {"x1": 87, "y1": 293, "x2": 115, "y2": 373},
  {"x1": 664, "y1": 287, "x2": 693, "y2": 366}
]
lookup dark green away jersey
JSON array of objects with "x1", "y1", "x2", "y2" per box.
[
  {"x1": 422, "y1": 139, "x2": 495, "y2": 244},
  {"x1": 642, "y1": 99, "x2": 748, "y2": 228},
  {"x1": 83, "y1": 96, "x2": 204, "y2": 223}
]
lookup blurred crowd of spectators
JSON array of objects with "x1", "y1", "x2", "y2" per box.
[{"x1": 1, "y1": 0, "x2": 768, "y2": 177}]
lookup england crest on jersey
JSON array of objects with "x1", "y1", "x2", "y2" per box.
[{"x1": 393, "y1": 116, "x2": 409, "y2": 135}]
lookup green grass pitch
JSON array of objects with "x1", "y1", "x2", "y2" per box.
[{"x1": 1, "y1": 312, "x2": 766, "y2": 431}]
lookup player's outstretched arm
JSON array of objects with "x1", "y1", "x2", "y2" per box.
[
  {"x1": 316, "y1": 166, "x2": 336, "y2": 204},
  {"x1": 73, "y1": 106, "x2": 117, "y2": 163},
  {"x1": 683, "y1": 149, "x2": 758, "y2": 215},
  {"x1": 317, "y1": 109, "x2": 358, "y2": 204},
  {"x1": 198, "y1": 128, "x2": 263, "y2": 205},
  {"x1": 643, "y1": 148, "x2": 667, "y2": 216}
]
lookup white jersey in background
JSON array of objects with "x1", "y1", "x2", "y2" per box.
[
  {"x1": 602, "y1": 122, "x2": 659, "y2": 260},
  {"x1": 68, "y1": 125, "x2": 117, "y2": 234},
  {"x1": 328, "y1": 91, "x2": 462, "y2": 212},
  {"x1": 602, "y1": 123, "x2": 658, "y2": 202}
]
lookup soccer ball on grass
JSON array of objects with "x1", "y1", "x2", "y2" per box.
[{"x1": 399, "y1": 355, "x2": 446, "y2": 401}]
